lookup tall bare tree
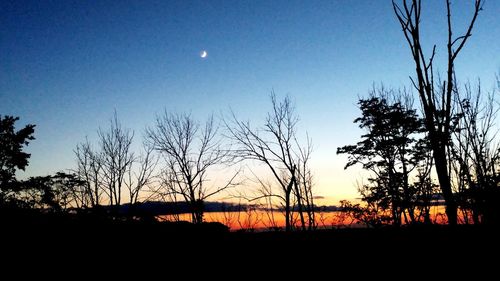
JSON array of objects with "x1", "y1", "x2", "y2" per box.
[
  {"x1": 393, "y1": 0, "x2": 483, "y2": 225},
  {"x1": 74, "y1": 138, "x2": 103, "y2": 207},
  {"x1": 146, "y1": 112, "x2": 237, "y2": 224},
  {"x1": 74, "y1": 112, "x2": 155, "y2": 208},
  {"x1": 125, "y1": 144, "x2": 158, "y2": 204},
  {"x1": 451, "y1": 81, "x2": 500, "y2": 224},
  {"x1": 98, "y1": 112, "x2": 134, "y2": 206},
  {"x1": 226, "y1": 93, "x2": 314, "y2": 231},
  {"x1": 296, "y1": 137, "x2": 316, "y2": 229}
]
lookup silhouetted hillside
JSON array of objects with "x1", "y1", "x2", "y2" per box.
[{"x1": 119, "y1": 201, "x2": 245, "y2": 215}]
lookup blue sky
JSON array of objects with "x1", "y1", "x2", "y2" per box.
[{"x1": 1, "y1": 0, "x2": 498, "y2": 202}]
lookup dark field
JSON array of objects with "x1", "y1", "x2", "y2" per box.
[{"x1": 3, "y1": 217, "x2": 498, "y2": 272}]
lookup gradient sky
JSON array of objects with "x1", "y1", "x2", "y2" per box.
[{"x1": 1, "y1": 0, "x2": 499, "y2": 203}]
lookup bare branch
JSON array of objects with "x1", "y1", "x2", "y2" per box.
[
  {"x1": 225, "y1": 93, "x2": 314, "y2": 231},
  {"x1": 146, "y1": 112, "x2": 237, "y2": 224}
]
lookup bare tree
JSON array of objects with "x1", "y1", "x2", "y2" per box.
[
  {"x1": 236, "y1": 203, "x2": 262, "y2": 231},
  {"x1": 74, "y1": 138, "x2": 103, "y2": 207},
  {"x1": 146, "y1": 112, "x2": 238, "y2": 224},
  {"x1": 412, "y1": 145, "x2": 438, "y2": 225},
  {"x1": 218, "y1": 201, "x2": 239, "y2": 230},
  {"x1": 296, "y1": 137, "x2": 316, "y2": 229},
  {"x1": 260, "y1": 182, "x2": 281, "y2": 231},
  {"x1": 393, "y1": 0, "x2": 483, "y2": 225},
  {"x1": 317, "y1": 209, "x2": 331, "y2": 229},
  {"x1": 246, "y1": 173, "x2": 282, "y2": 230},
  {"x1": 226, "y1": 93, "x2": 314, "y2": 231},
  {"x1": 125, "y1": 144, "x2": 158, "y2": 204},
  {"x1": 451, "y1": 81, "x2": 500, "y2": 224},
  {"x1": 98, "y1": 112, "x2": 134, "y2": 206},
  {"x1": 74, "y1": 112, "x2": 153, "y2": 208}
]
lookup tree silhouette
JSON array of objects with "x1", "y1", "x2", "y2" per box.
[
  {"x1": 74, "y1": 138, "x2": 104, "y2": 207},
  {"x1": 451, "y1": 81, "x2": 500, "y2": 224},
  {"x1": 98, "y1": 112, "x2": 134, "y2": 206},
  {"x1": 74, "y1": 112, "x2": 156, "y2": 208},
  {"x1": 74, "y1": 113, "x2": 134, "y2": 207},
  {"x1": 0, "y1": 115, "x2": 35, "y2": 205},
  {"x1": 226, "y1": 93, "x2": 315, "y2": 231},
  {"x1": 340, "y1": 199, "x2": 390, "y2": 228},
  {"x1": 146, "y1": 112, "x2": 238, "y2": 224},
  {"x1": 18, "y1": 172, "x2": 85, "y2": 212},
  {"x1": 337, "y1": 89, "x2": 427, "y2": 225},
  {"x1": 392, "y1": 0, "x2": 483, "y2": 225},
  {"x1": 125, "y1": 144, "x2": 158, "y2": 205}
]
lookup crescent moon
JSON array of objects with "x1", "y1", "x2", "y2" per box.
[{"x1": 200, "y1": 50, "x2": 208, "y2": 58}]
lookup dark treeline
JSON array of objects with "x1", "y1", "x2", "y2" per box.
[
  {"x1": 338, "y1": 0, "x2": 500, "y2": 227},
  {"x1": 1, "y1": 0, "x2": 499, "y2": 235},
  {"x1": 0, "y1": 94, "x2": 316, "y2": 232},
  {"x1": 338, "y1": 0, "x2": 500, "y2": 226}
]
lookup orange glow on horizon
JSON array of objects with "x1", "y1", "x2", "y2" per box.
[{"x1": 157, "y1": 205, "x2": 453, "y2": 231}]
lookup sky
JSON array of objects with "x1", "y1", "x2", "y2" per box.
[{"x1": 1, "y1": 0, "x2": 499, "y2": 203}]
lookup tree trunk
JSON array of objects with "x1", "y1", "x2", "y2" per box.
[
  {"x1": 400, "y1": 151, "x2": 415, "y2": 224},
  {"x1": 433, "y1": 147, "x2": 457, "y2": 225},
  {"x1": 292, "y1": 177, "x2": 306, "y2": 231},
  {"x1": 305, "y1": 188, "x2": 316, "y2": 230},
  {"x1": 388, "y1": 162, "x2": 401, "y2": 226},
  {"x1": 285, "y1": 190, "x2": 291, "y2": 231},
  {"x1": 191, "y1": 199, "x2": 204, "y2": 224}
]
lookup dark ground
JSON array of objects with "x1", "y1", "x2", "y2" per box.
[{"x1": 2, "y1": 214, "x2": 498, "y2": 278}]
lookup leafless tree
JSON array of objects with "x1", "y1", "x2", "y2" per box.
[
  {"x1": 125, "y1": 144, "x2": 158, "y2": 204},
  {"x1": 74, "y1": 112, "x2": 154, "y2": 208},
  {"x1": 247, "y1": 175, "x2": 281, "y2": 230},
  {"x1": 393, "y1": 0, "x2": 483, "y2": 225},
  {"x1": 317, "y1": 209, "x2": 331, "y2": 229},
  {"x1": 226, "y1": 93, "x2": 315, "y2": 231},
  {"x1": 333, "y1": 207, "x2": 356, "y2": 228},
  {"x1": 451, "y1": 81, "x2": 500, "y2": 224},
  {"x1": 98, "y1": 112, "x2": 134, "y2": 206},
  {"x1": 296, "y1": 137, "x2": 316, "y2": 229},
  {"x1": 146, "y1": 112, "x2": 238, "y2": 224},
  {"x1": 218, "y1": 201, "x2": 239, "y2": 230},
  {"x1": 261, "y1": 189, "x2": 280, "y2": 231},
  {"x1": 236, "y1": 203, "x2": 262, "y2": 231},
  {"x1": 412, "y1": 153, "x2": 438, "y2": 225},
  {"x1": 74, "y1": 138, "x2": 103, "y2": 207}
]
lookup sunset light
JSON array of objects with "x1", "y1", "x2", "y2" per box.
[{"x1": 1, "y1": 1, "x2": 499, "y2": 267}]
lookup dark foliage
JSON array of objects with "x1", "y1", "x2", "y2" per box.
[
  {"x1": 0, "y1": 115, "x2": 35, "y2": 204},
  {"x1": 338, "y1": 95, "x2": 435, "y2": 225}
]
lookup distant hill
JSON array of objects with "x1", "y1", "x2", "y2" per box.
[
  {"x1": 118, "y1": 201, "x2": 244, "y2": 216},
  {"x1": 118, "y1": 201, "x2": 343, "y2": 215}
]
